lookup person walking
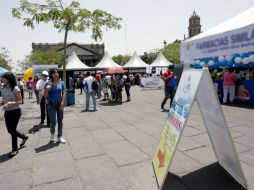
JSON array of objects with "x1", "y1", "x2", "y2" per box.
[
  {"x1": 44, "y1": 68, "x2": 66, "y2": 143},
  {"x1": 36, "y1": 71, "x2": 50, "y2": 127},
  {"x1": 223, "y1": 68, "x2": 237, "y2": 104},
  {"x1": 83, "y1": 72, "x2": 97, "y2": 111},
  {"x1": 17, "y1": 77, "x2": 24, "y2": 104},
  {"x1": 161, "y1": 66, "x2": 176, "y2": 110},
  {"x1": 78, "y1": 72, "x2": 84, "y2": 94},
  {"x1": 0, "y1": 72, "x2": 28, "y2": 157},
  {"x1": 124, "y1": 73, "x2": 131, "y2": 102},
  {"x1": 33, "y1": 75, "x2": 39, "y2": 103},
  {"x1": 26, "y1": 77, "x2": 34, "y2": 99}
]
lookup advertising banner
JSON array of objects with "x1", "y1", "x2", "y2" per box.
[
  {"x1": 33, "y1": 65, "x2": 58, "y2": 79},
  {"x1": 196, "y1": 69, "x2": 247, "y2": 188},
  {"x1": 152, "y1": 70, "x2": 202, "y2": 188},
  {"x1": 140, "y1": 76, "x2": 164, "y2": 89},
  {"x1": 181, "y1": 24, "x2": 254, "y2": 61}
]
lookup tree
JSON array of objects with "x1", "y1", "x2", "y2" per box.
[
  {"x1": 29, "y1": 51, "x2": 64, "y2": 66},
  {"x1": 141, "y1": 52, "x2": 157, "y2": 64},
  {"x1": 0, "y1": 47, "x2": 12, "y2": 71},
  {"x1": 112, "y1": 54, "x2": 131, "y2": 66},
  {"x1": 162, "y1": 40, "x2": 180, "y2": 64},
  {"x1": 12, "y1": 0, "x2": 121, "y2": 84}
]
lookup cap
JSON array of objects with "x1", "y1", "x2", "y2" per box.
[{"x1": 42, "y1": 71, "x2": 49, "y2": 76}]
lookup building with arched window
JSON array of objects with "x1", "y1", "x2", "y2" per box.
[{"x1": 188, "y1": 11, "x2": 202, "y2": 38}]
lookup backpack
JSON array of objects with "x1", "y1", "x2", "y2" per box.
[
  {"x1": 27, "y1": 81, "x2": 33, "y2": 89},
  {"x1": 92, "y1": 80, "x2": 98, "y2": 91},
  {"x1": 167, "y1": 77, "x2": 176, "y2": 89}
]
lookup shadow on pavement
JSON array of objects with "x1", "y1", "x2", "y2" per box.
[
  {"x1": 0, "y1": 153, "x2": 12, "y2": 164},
  {"x1": 163, "y1": 162, "x2": 245, "y2": 190},
  {"x1": 99, "y1": 102, "x2": 125, "y2": 106},
  {"x1": 35, "y1": 142, "x2": 59, "y2": 153},
  {"x1": 223, "y1": 102, "x2": 254, "y2": 110},
  {"x1": 28, "y1": 124, "x2": 49, "y2": 134}
]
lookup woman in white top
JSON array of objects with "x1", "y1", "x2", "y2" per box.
[{"x1": 0, "y1": 72, "x2": 28, "y2": 157}]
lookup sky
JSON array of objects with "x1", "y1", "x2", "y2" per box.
[{"x1": 1, "y1": 0, "x2": 254, "y2": 68}]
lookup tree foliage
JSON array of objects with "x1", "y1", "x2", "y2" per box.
[
  {"x1": 0, "y1": 47, "x2": 12, "y2": 70},
  {"x1": 112, "y1": 54, "x2": 131, "y2": 66},
  {"x1": 141, "y1": 52, "x2": 157, "y2": 65},
  {"x1": 12, "y1": 0, "x2": 122, "y2": 83},
  {"x1": 162, "y1": 40, "x2": 180, "y2": 64},
  {"x1": 27, "y1": 51, "x2": 64, "y2": 66}
]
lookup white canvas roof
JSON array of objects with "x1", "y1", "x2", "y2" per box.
[
  {"x1": 123, "y1": 52, "x2": 148, "y2": 68},
  {"x1": 150, "y1": 52, "x2": 173, "y2": 67},
  {"x1": 181, "y1": 6, "x2": 254, "y2": 61},
  {"x1": 95, "y1": 52, "x2": 121, "y2": 68},
  {"x1": 61, "y1": 51, "x2": 90, "y2": 70}
]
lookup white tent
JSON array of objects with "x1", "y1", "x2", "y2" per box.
[
  {"x1": 60, "y1": 51, "x2": 90, "y2": 70},
  {"x1": 150, "y1": 52, "x2": 173, "y2": 67},
  {"x1": 95, "y1": 52, "x2": 121, "y2": 69},
  {"x1": 181, "y1": 6, "x2": 254, "y2": 62},
  {"x1": 123, "y1": 51, "x2": 148, "y2": 68}
]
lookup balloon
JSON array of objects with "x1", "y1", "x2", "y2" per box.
[
  {"x1": 225, "y1": 55, "x2": 232, "y2": 62},
  {"x1": 218, "y1": 56, "x2": 225, "y2": 62},
  {"x1": 208, "y1": 60, "x2": 214, "y2": 66},
  {"x1": 195, "y1": 60, "x2": 200, "y2": 64},
  {"x1": 249, "y1": 55, "x2": 254, "y2": 62},
  {"x1": 234, "y1": 57, "x2": 242, "y2": 64},
  {"x1": 242, "y1": 58, "x2": 250, "y2": 64},
  {"x1": 200, "y1": 61, "x2": 205, "y2": 67},
  {"x1": 23, "y1": 68, "x2": 33, "y2": 82}
]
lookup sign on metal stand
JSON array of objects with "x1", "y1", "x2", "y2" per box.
[{"x1": 152, "y1": 68, "x2": 249, "y2": 190}]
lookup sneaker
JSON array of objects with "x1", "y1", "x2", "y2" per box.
[
  {"x1": 9, "y1": 150, "x2": 19, "y2": 158},
  {"x1": 57, "y1": 137, "x2": 66, "y2": 143},
  {"x1": 50, "y1": 134, "x2": 55, "y2": 142},
  {"x1": 20, "y1": 136, "x2": 29, "y2": 147}
]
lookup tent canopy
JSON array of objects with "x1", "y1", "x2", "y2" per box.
[
  {"x1": 60, "y1": 51, "x2": 90, "y2": 70},
  {"x1": 181, "y1": 6, "x2": 254, "y2": 62},
  {"x1": 123, "y1": 51, "x2": 148, "y2": 68},
  {"x1": 95, "y1": 52, "x2": 121, "y2": 69},
  {"x1": 150, "y1": 52, "x2": 173, "y2": 67}
]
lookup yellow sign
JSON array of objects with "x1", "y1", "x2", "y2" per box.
[{"x1": 152, "y1": 122, "x2": 177, "y2": 188}]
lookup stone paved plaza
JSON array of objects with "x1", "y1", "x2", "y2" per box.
[{"x1": 0, "y1": 86, "x2": 254, "y2": 190}]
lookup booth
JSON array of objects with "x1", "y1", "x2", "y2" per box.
[{"x1": 181, "y1": 6, "x2": 254, "y2": 103}]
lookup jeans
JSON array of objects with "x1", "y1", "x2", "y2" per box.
[
  {"x1": 223, "y1": 85, "x2": 235, "y2": 103},
  {"x1": 40, "y1": 96, "x2": 50, "y2": 126},
  {"x1": 125, "y1": 83, "x2": 131, "y2": 97},
  {"x1": 47, "y1": 104, "x2": 63, "y2": 138},
  {"x1": 85, "y1": 91, "x2": 96, "y2": 110},
  {"x1": 161, "y1": 87, "x2": 175, "y2": 108},
  {"x1": 4, "y1": 109, "x2": 26, "y2": 151}
]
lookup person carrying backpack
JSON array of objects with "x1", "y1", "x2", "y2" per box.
[
  {"x1": 161, "y1": 66, "x2": 176, "y2": 110},
  {"x1": 26, "y1": 77, "x2": 34, "y2": 99},
  {"x1": 82, "y1": 72, "x2": 97, "y2": 111}
]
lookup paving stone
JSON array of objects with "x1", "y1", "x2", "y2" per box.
[
  {"x1": 34, "y1": 137, "x2": 70, "y2": 155},
  {"x1": 178, "y1": 137, "x2": 204, "y2": 152},
  {"x1": 133, "y1": 123, "x2": 164, "y2": 135},
  {"x1": 140, "y1": 144, "x2": 158, "y2": 159},
  {"x1": 31, "y1": 177, "x2": 82, "y2": 190},
  {"x1": 231, "y1": 126, "x2": 254, "y2": 137},
  {"x1": 230, "y1": 130, "x2": 245, "y2": 139},
  {"x1": 189, "y1": 133, "x2": 212, "y2": 147},
  {"x1": 234, "y1": 136, "x2": 254, "y2": 148},
  {"x1": 111, "y1": 125, "x2": 157, "y2": 148},
  {"x1": 234, "y1": 142, "x2": 252, "y2": 154},
  {"x1": 0, "y1": 169, "x2": 31, "y2": 190},
  {"x1": 103, "y1": 140, "x2": 149, "y2": 166},
  {"x1": 239, "y1": 149, "x2": 254, "y2": 167},
  {"x1": 77, "y1": 155, "x2": 130, "y2": 190},
  {"x1": 85, "y1": 120, "x2": 109, "y2": 131},
  {"x1": 91, "y1": 128, "x2": 124, "y2": 144},
  {"x1": 240, "y1": 162, "x2": 254, "y2": 181},
  {"x1": 120, "y1": 161, "x2": 158, "y2": 190},
  {"x1": 170, "y1": 151, "x2": 204, "y2": 174},
  {"x1": 182, "y1": 125, "x2": 205, "y2": 137},
  {"x1": 32, "y1": 151, "x2": 76, "y2": 186},
  {"x1": 184, "y1": 146, "x2": 217, "y2": 165},
  {"x1": 69, "y1": 135, "x2": 104, "y2": 160},
  {"x1": 0, "y1": 148, "x2": 34, "y2": 174}
]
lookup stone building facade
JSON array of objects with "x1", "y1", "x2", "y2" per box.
[
  {"x1": 188, "y1": 11, "x2": 202, "y2": 38},
  {"x1": 32, "y1": 42, "x2": 104, "y2": 67}
]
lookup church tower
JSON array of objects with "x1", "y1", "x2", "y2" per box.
[{"x1": 188, "y1": 11, "x2": 201, "y2": 38}]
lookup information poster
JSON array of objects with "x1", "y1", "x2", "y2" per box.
[{"x1": 152, "y1": 70, "x2": 202, "y2": 189}]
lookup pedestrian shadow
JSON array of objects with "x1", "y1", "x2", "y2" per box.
[
  {"x1": 99, "y1": 102, "x2": 125, "y2": 106},
  {"x1": 0, "y1": 153, "x2": 12, "y2": 164},
  {"x1": 28, "y1": 124, "x2": 49, "y2": 134},
  {"x1": 162, "y1": 162, "x2": 245, "y2": 190},
  {"x1": 35, "y1": 142, "x2": 60, "y2": 153},
  {"x1": 222, "y1": 102, "x2": 254, "y2": 110}
]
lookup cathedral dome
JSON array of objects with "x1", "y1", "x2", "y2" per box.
[{"x1": 189, "y1": 11, "x2": 200, "y2": 21}]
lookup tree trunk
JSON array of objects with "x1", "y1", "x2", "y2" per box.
[{"x1": 63, "y1": 26, "x2": 69, "y2": 86}]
